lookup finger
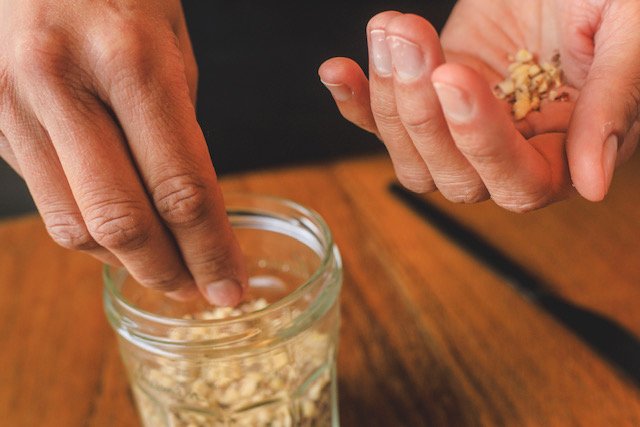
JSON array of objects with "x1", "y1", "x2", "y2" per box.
[
  {"x1": 567, "y1": 0, "x2": 640, "y2": 201},
  {"x1": 16, "y1": 45, "x2": 198, "y2": 297},
  {"x1": 163, "y1": 0, "x2": 198, "y2": 105},
  {"x1": 49, "y1": 103, "x2": 197, "y2": 295},
  {"x1": 367, "y1": 11, "x2": 434, "y2": 193},
  {"x1": 385, "y1": 14, "x2": 487, "y2": 203},
  {"x1": 1, "y1": 107, "x2": 122, "y2": 266},
  {"x1": 174, "y1": 8, "x2": 198, "y2": 105},
  {"x1": 515, "y1": 87, "x2": 579, "y2": 138},
  {"x1": 432, "y1": 63, "x2": 572, "y2": 212},
  {"x1": 318, "y1": 57, "x2": 378, "y2": 135},
  {"x1": 90, "y1": 23, "x2": 246, "y2": 306},
  {"x1": 0, "y1": 130, "x2": 22, "y2": 174},
  {"x1": 620, "y1": 120, "x2": 640, "y2": 164}
]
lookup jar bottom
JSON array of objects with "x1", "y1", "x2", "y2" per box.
[
  {"x1": 129, "y1": 357, "x2": 337, "y2": 427},
  {"x1": 121, "y1": 306, "x2": 340, "y2": 427}
]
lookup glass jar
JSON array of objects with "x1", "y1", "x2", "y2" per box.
[{"x1": 103, "y1": 194, "x2": 342, "y2": 427}]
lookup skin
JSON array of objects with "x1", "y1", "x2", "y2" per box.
[
  {"x1": 0, "y1": 0, "x2": 247, "y2": 306},
  {"x1": 319, "y1": 0, "x2": 640, "y2": 212},
  {"x1": 2, "y1": 0, "x2": 637, "y2": 305}
]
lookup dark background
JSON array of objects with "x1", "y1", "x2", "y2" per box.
[{"x1": 0, "y1": 0, "x2": 457, "y2": 217}]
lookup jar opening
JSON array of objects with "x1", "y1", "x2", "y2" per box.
[{"x1": 103, "y1": 193, "x2": 342, "y2": 350}]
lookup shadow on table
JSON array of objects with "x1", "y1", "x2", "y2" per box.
[{"x1": 391, "y1": 184, "x2": 640, "y2": 390}]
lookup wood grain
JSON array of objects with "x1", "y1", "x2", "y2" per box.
[
  {"x1": 417, "y1": 152, "x2": 640, "y2": 338},
  {"x1": 1, "y1": 154, "x2": 639, "y2": 426}
]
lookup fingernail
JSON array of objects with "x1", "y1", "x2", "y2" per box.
[
  {"x1": 370, "y1": 29, "x2": 392, "y2": 77},
  {"x1": 602, "y1": 134, "x2": 618, "y2": 194},
  {"x1": 205, "y1": 279, "x2": 243, "y2": 307},
  {"x1": 321, "y1": 80, "x2": 353, "y2": 102},
  {"x1": 387, "y1": 36, "x2": 424, "y2": 81},
  {"x1": 432, "y1": 82, "x2": 474, "y2": 123}
]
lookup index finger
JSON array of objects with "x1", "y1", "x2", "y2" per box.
[{"x1": 92, "y1": 22, "x2": 247, "y2": 306}]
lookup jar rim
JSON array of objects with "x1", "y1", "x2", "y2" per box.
[{"x1": 103, "y1": 192, "x2": 337, "y2": 328}]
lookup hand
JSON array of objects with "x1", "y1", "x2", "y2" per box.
[
  {"x1": 319, "y1": 0, "x2": 640, "y2": 211},
  {"x1": 0, "y1": 0, "x2": 246, "y2": 305}
]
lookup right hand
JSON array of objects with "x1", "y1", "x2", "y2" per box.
[
  {"x1": 0, "y1": 0, "x2": 246, "y2": 306},
  {"x1": 320, "y1": 1, "x2": 640, "y2": 212}
]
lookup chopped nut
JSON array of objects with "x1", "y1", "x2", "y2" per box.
[
  {"x1": 530, "y1": 95, "x2": 541, "y2": 111},
  {"x1": 537, "y1": 80, "x2": 549, "y2": 94},
  {"x1": 513, "y1": 97, "x2": 532, "y2": 120},
  {"x1": 515, "y1": 48, "x2": 533, "y2": 62},
  {"x1": 530, "y1": 73, "x2": 545, "y2": 87},
  {"x1": 528, "y1": 64, "x2": 541, "y2": 77},
  {"x1": 511, "y1": 64, "x2": 531, "y2": 85},
  {"x1": 493, "y1": 48, "x2": 567, "y2": 120},
  {"x1": 496, "y1": 79, "x2": 515, "y2": 96},
  {"x1": 515, "y1": 85, "x2": 529, "y2": 100}
]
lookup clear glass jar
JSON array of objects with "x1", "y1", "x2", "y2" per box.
[{"x1": 103, "y1": 194, "x2": 342, "y2": 427}]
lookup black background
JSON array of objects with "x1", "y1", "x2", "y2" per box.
[{"x1": 184, "y1": 0, "x2": 456, "y2": 173}]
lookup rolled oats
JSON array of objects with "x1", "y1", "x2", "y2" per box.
[{"x1": 129, "y1": 299, "x2": 334, "y2": 427}]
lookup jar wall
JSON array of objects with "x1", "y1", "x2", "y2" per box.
[
  {"x1": 120, "y1": 302, "x2": 339, "y2": 426},
  {"x1": 105, "y1": 194, "x2": 342, "y2": 427}
]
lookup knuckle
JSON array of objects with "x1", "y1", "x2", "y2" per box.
[
  {"x1": 94, "y1": 19, "x2": 154, "y2": 83},
  {"x1": 400, "y1": 108, "x2": 445, "y2": 134},
  {"x1": 401, "y1": 179, "x2": 435, "y2": 194},
  {"x1": 372, "y1": 108, "x2": 403, "y2": 130},
  {"x1": 456, "y1": 136, "x2": 498, "y2": 161},
  {"x1": 494, "y1": 193, "x2": 548, "y2": 213},
  {"x1": 190, "y1": 237, "x2": 238, "y2": 277},
  {"x1": 93, "y1": 17, "x2": 182, "y2": 92},
  {"x1": 443, "y1": 185, "x2": 490, "y2": 204},
  {"x1": 500, "y1": 203, "x2": 537, "y2": 214},
  {"x1": 374, "y1": 113, "x2": 409, "y2": 142},
  {"x1": 153, "y1": 174, "x2": 210, "y2": 228},
  {"x1": 44, "y1": 211, "x2": 98, "y2": 250},
  {"x1": 13, "y1": 30, "x2": 69, "y2": 81},
  {"x1": 400, "y1": 111, "x2": 442, "y2": 137},
  {"x1": 84, "y1": 199, "x2": 150, "y2": 251},
  {"x1": 396, "y1": 169, "x2": 436, "y2": 194},
  {"x1": 371, "y1": 95, "x2": 403, "y2": 127}
]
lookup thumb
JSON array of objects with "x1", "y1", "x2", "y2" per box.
[{"x1": 567, "y1": 0, "x2": 640, "y2": 201}]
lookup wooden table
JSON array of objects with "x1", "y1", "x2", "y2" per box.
[{"x1": 2, "y1": 153, "x2": 640, "y2": 426}]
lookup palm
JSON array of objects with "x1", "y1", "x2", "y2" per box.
[
  {"x1": 320, "y1": 1, "x2": 637, "y2": 208},
  {"x1": 440, "y1": 0, "x2": 593, "y2": 136}
]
